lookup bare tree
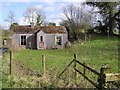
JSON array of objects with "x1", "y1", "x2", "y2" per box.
[
  {"x1": 5, "y1": 10, "x2": 16, "y2": 26},
  {"x1": 24, "y1": 6, "x2": 46, "y2": 25},
  {"x1": 61, "y1": 3, "x2": 93, "y2": 41}
]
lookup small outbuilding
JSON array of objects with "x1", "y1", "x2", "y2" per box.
[{"x1": 13, "y1": 25, "x2": 68, "y2": 50}]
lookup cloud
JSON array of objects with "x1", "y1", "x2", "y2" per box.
[
  {"x1": 2, "y1": 0, "x2": 85, "y2": 2},
  {"x1": 47, "y1": 19, "x2": 61, "y2": 26},
  {"x1": 35, "y1": 3, "x2": 59, "y2": 12},
  {"x1": 42, "y1": 0, "x2": 57, "y2": 5},
  {"x1": 2, "y1": 0, "x2": 57, "y2": 3},
  {"x1": 4, "y1": 2, "x2": 11, "y2": 6},
  {"x1": 35, "y1": 5, "x2": 43, "y2": 9},
  {"x1": 55, "y1": 19, "x2": 62, "y2": 25},
  {"x1": 47, "y1": 12, "x2": 65, "y2": 25},
  {"x1": 2, "y1": 0, "x2": 30, "y2": 2},
  {"x1": 18, "y1": 17, "x2": 30, "y2": 25},
  {"x1": 2, "y1": 2, "x2": 66, "y2": 26},
  {"x1": 64, "y1": 0, "x2": 85, "y2": 2},
  {"x1": 45, "y1": 6, "x2": 56, "y2": 12},
  {"x1": 1, "y1": 22, "x2": 10, "y2": 29},
  {"x1": 1, "y1": 0, "x2": 92, "y2": 27},
  {"x1": 2, "y1": 0, "x2": 118, "y2": 2},
  {"x1": 47, "y1": 12, "x2": 62, "y2": 20},
  {"x1": 41, "y1": 0, "x2": 56, "y2": 2},
  {"x1": 44, "y1": 2, "x2": 66, "y2": 13},
  {"x1": 60, "y1": 13, "x2": 67, "y2": 20}
]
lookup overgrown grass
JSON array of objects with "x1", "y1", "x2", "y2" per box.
[
  {"x1": 13, "y1": 35, "x2": 119, "y2": 73},
  {"x1": 2, "y1": 35, "x2": 119, "y2": 88}
]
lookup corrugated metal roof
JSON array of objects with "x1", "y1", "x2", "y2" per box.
[{"x1": 13, "y1": 25, "x2": 67, "y2": 34}]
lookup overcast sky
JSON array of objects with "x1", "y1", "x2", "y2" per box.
[{"x1": 0, "y1": 0, "x2": 86, "y2": 29}]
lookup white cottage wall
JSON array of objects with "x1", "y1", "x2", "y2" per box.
[
  {"x1": 13, "y1": 34, "x2": 20, "y2": 49},
  {"x1": 63, "y1": 34, "x2": 68, "y2": 47},
  {"x1": 37, "y1": 31, "x2": 47, "y2": 49},
  {"x1": 37, "y1": 30, "x2": 68, "y2": 49},
  {"x1": 46, "y1": 34, "x2": 68, "y2": 49},
  {"x1": 13, "y1": 34, "x2": 36, "y2": 49},
  {"x1": 46, "y1": 34, "x2": 55, "y2": 49}
]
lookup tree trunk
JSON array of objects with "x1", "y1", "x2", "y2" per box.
[
  {"x1": 66, "y1": 27, "x2": 70, "y2": 41},
  {"x1": 108, "y1": 10, "x2": 115, "y2": 36}
]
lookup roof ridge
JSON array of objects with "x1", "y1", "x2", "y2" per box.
[{"x1": 13, "y1": 25, "x2": 67, "y2": 34}]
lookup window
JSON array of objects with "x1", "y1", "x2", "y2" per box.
[
  {"x1": 3, "y1": 39, "x2": 7, "y2": 45},
  {"x1": 56, "y1": 36, "x2": 62, "y2": 45},
  {"x1": 21, "y1": 35, "x2": 26, "y2": 45},
  {"x1": 40, "y1": 36, "x2": 43, "y2": 42}
]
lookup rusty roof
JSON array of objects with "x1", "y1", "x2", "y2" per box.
[{"x1": 13, "y1": 25, "x2": 67, "y2": 34}]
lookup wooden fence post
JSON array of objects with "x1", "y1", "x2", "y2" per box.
[
  {"x1": 98, "y1": 66, "x2": 106, "y2": 90},
  {"x1": 9, "y1": 51, "x2": 12, "y2": 75},
  {"x1": 42, "y1": 55, "x2": 46, "y2": 77},
  {"x1": 98, "y1": 65, "x2": 111, "y2": 90},
  {"x1": 41, "y1": 55, "x2": 44, "y2": 70},
  {"x1": 74, "y1": 54, "x2": 77, "y2": 85}
]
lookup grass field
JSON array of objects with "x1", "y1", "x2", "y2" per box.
[
  {"x1": 13, "y1": 35, "x2": 119, "y2": 73},
  {"x1": 2, "y1": 35, "x2": 119, "y2": 88}
]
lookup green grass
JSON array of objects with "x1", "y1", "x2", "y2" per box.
[
  {"x1": 12, "y1": 35, "x2": 119, "y2": 73},
  {"x1": 2, "y1": 35, "x2": 119, "y2": 88}
]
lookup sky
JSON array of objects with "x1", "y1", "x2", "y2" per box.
[
  {"x1": 0, "y1": 0, "x2": 86, "y2": 29},
  {"x1": 0, "y1": 0, "x2": 118, "y2": 29}
]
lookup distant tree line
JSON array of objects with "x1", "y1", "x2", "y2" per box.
[
  {"x1": 60, "y1": 2, "x2": 120, "y2": 41},
  {"x1": 86, "y1": 1, "x2": 120, "y2": 36},
  {"x1": 60, "y1": 3, "x2": 93, "y2": 41}
]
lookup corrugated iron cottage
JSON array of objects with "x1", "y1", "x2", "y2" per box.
[{"x1": 13, "y1": 25, "x2": 68, "y2": 49}]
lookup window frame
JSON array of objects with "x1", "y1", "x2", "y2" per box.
[
  {"x1": 40, "y1": 36, "x2": 43, "y2": 42},
  {"x1": 55, "y1": 36, "x2": 62, "y2": 45},
  {"x1": 20, "y1": 35, "x2": 27, "y2": 46}
]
